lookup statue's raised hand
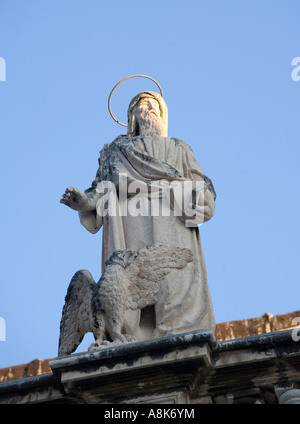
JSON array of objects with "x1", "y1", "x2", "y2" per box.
[{"x1": 60, "y1": 187, "x2": 91, "y2": 211}]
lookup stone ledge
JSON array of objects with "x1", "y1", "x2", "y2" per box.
[
  {"x1": 1, "y1": 310, "x2": 299, "y2": 384},
  {"x1": 218, "y1": 328, "x2": 299, "y2": 352},
  {"x1": 50, "y1": 329, "x2": 217, "y2": 371},
  {"x1": 49, "y1": 330, "x2": 217, "y2": 397},
  {"x1": 0, "y1": 373, "x2": 57, "y2": 395},
  {"x1": 0, "y1": 328, "x2": 299, "y2": 404}
]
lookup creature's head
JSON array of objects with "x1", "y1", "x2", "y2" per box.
[{"x1": 104, "y1": 249, "x2": 136, "y2": 269}]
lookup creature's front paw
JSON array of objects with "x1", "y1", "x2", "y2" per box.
[
  {"x1": 88, "y1": 342, "x2": 100, "y2": 351},
  {"x1": 115, "y1": 334, "x2": 136, "y2": 344},
  {"x1": 88, "y1": 340, "x2": 110, "y2": 351}
]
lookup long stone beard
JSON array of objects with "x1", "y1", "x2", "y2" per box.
[{"x1": 138, "y1": 114, "x2": 162, "y2": 137}]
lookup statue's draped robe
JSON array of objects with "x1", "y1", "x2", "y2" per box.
[{"x1": 79, "y1": 135, "x2": 216, "y2": 339}]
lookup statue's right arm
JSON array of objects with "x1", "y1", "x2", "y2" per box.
[
  {"x1": 78, "y1": 209, "x2": 102, "y2": 234},
  {"x1": 60, "y1": 187, "x2": 99, "y2": 212},
  {"x1": 60, "y1": 186, "x2": 103, "y2": 234}
]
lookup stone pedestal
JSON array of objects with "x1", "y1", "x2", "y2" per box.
[{"x1": 50, "y1": 330, "x2": 217, "y2": 404}]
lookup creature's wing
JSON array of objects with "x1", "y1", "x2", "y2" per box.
[
  {"x1": 125, "y1": 244, "x2": 194, "y2": 310},
  {"x1": 58, "y1": 270, "x2": 97, "y2": 356}
]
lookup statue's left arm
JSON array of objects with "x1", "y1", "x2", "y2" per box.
[
  {"x1": 190, "y1": 184, "x2": 215, "y2": 226},
  {"x1": 176, "y1": 141, "x2": 216, "y2": 227}
]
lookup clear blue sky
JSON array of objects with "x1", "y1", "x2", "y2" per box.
[{"x1": 0, "y1": 0, "x2": 299, "y2": 368}]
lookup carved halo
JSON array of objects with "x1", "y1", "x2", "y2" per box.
[{"x1": 108, "y1": 74, "x2": 164, "y2": 127}]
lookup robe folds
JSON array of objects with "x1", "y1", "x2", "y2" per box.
[{"x1": 79, "y1": 134, "x2": 216, "y2": 339}]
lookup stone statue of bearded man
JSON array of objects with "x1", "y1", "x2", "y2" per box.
[{"x1": 60, "y1": 91, "x2": 216, "y2": 341}]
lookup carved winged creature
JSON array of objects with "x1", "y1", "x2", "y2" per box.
[{"x1": 58, "y1": 244, "x2": 193, "y2": 356}]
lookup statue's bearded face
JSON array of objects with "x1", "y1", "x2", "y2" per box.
[
  {"x1": 127, "y1": 91, "x2": 168, "y2": 137},
  {"x1": 133, "y1": 98, "x2": 162, "y2": 131}
]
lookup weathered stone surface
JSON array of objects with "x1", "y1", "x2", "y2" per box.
[
  {"x1": 0, "y1": 359, "x2": 51, "y2": 384},
  {"x1": 1, "y1": 310, "x2": 299, "y2": 384},
  {"x1": 215, "y1": 310, "x2": 300, "y2": 341},
  {"x1": 0, "y1": 327, "x2": 299, "y2": 404}
]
